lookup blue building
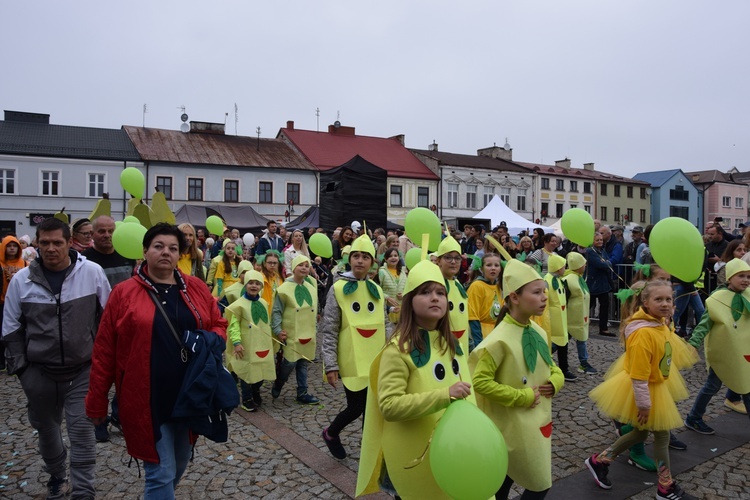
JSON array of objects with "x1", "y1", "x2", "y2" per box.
[{"x1": 633, "y1": 169, "x2": 702, "y2": 230}]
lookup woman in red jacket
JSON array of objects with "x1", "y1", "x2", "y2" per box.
[{"x1": 86, "y1": 224, "x2": 227, "y2": 499}]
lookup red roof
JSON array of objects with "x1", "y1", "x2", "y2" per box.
[{"x1": 278, "y1": 124, "x2": 439, "y2": 180}]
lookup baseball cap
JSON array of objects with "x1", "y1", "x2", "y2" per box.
[{"x1": 632, "y1": 225, "x2": 644, "y2": 233}]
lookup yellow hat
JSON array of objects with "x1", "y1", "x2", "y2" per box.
[
  {"x1": 341, "y1": 245, "x2": 352, "y2": 257},
  {"x1": 435, "y1": 236, "x2": 462, "y2": 257},
  {"x1": 244, "y1": 269, "x2": 265, "y2": 285},
  {"x1": 350, "y1": 234, "x2": 375, "y2": 258},
  {"x1": 222, "y1": 238, "x2": 233, "y2": 249},
  {"x1": 726, "y1": 258, "x2": 750, "y2": 280},
  {"x1": 566, "y1": 252, "x2": 586, "y2": 271},
  {"x1": 502, "y1": 259, "x2": 543, "y2": 299},
  {"x1": 237, "y1": 260, "x2": 254, "y2": 275},
  {"x1": 548, "y1": 254, "x2": 566, "y2": 273},
  {"x1": 292, "y1": 254, "x2": 311, "y2": 271},
  {"x1": 403, "y1": 260, "x2": 446, "y2": 296}
]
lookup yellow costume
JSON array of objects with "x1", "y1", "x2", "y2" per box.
[
  {"x1": 212, "y1": 259, "x2": 240, "y2": 297},
  {"x1": 703, "y1": 286, "x2": 750, "y2": 393},
  {"x1": 467, "y1": 278, "x2": 503, "y2": 338},
  {"x1": 544, "y1": 273, "x2": 568, "y2": 347},
  {"x1": 446, "y1": 278, "x2": 470, "y2": 355},
  {"x1": 221, "y1": 260, "x2": 255, "y2": 304},
  {"x1": 562, "y1": 268, "x2": 589, "y2": 341},
  {"x1": 274, "y1": 275, "x2": 318, "y2": 362},
  {"x1": 261, "y1": 273, "x2": 283, "y2": 315}
]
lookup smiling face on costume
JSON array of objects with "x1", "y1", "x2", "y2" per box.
[{"x1": 482, "y1": 255, "x2": 502, "y2": 281}]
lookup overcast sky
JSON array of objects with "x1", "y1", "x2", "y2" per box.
[{"x1": 2, "y1": 1, "x2": 747, "y2": 178}]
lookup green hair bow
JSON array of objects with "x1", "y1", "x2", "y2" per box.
[{"x1": 634, "y1": 262, "x2": 651, "y2": 277}]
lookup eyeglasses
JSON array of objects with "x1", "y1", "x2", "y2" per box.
[
  {"x1": 76, "y1": 231, "x2": 93, "y2": 237},
  {"x1": 441, "y1": 256, "x2": 462, "y2": 263}
]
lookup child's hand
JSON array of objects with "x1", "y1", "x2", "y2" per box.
[
  {"x1": 326, "y1": 370, "x2": 339, "y2": 388},
  {"x1": 233, "y1": 344, "x2": 244, "y2": 360},
  {"x1": 449, "y1": 381, "x2": 472, "y2": 400},
  {"x1": 637, "y1": 408, "x2": 650, "y2": 425},
  {"x1": 278, "y1": 331, "x2": 288, "y2": 342},
  {"x1": 530, "y1": 386, "x2": 542, "y2": 408},
  {"x1": 538, "y1": 382, "x2": 555, "y2": 398}
]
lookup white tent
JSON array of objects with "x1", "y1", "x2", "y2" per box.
[{"x1": 473, "y1": 195, "x2": 554, "y2": 235}]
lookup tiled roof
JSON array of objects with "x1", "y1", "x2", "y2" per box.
[
  {"x1": 683, "y1": 169, "x2": 743, "y2": 185},
  {"x1": 633, "y1": 169, "x2": 683, "y2": 187},
  {"x1": 409, "y1": 149, "x2": 532, "y2": 173},
  {"x1": 518, "y1": 162, "x2": 648, "y2": 184},
  {"x1": 124, "y1": 126, "x2": 317, "y2": 171},
  {"x1": 0, "y1": 120, "x2": 141, "y2": 161},
  {"x1": 279, "y1": 126, "x2": 439, "y2": 180}
]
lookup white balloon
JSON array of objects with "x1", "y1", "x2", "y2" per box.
[{"x1": 243, "y1": 233, "x2": 255, "y2": 247}]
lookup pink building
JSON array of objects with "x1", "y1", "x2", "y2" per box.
[{"x1": 686, "y1": 170, "x2": 748, "y2": 232}]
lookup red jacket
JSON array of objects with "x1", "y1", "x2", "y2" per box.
[{"x1": 85, "y1": 267, "x2": 227, "y2": 462}]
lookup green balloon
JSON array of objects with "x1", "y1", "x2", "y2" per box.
[
  {"x1": 309, "y1": 233, "x2": 333, "y2": 258},
  {"x1": 649, "y1": 217, "x2": 704, "y2": 282},
  {"x1": 115, "y1": 221, "x2": 123, "y2": 228},
  {"x1": 123, "y1": 215, "x2": 140, "y2": 224},
  {"x1": 430, "y1": 400, "x2": 508, "y2": 499},
  {"x1": 206, "y1": 215, "x2": 225, "y2": 236},
  {"x1": 119, "y1": 167, "x2": 145, "y2": 200},
  {"x1": 404, "y1": 247, "x2": 423, "y2": 270},
  {"x1": 112, "y1": 223, "x2": 147, "y2": 260},
  {"x1": 405, "y1": 207, "x2": 442, "y2": 252},
  {"x1": 561, "y1": 208, "x2": 595, "y2": 247}
]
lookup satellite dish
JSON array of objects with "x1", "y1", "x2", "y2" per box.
[
  {"x1": 503, "y1": 137, "x2": 511, "y2": 151},
  {"x1": 333, "y1": 120, "x2": 341, "y2": 128},
  {"x1": 180, "y1": 123, "x2": 189, "y2": 133},
  {"x1": 181, "y1": 113, "x2": 189, "y2": 123}
]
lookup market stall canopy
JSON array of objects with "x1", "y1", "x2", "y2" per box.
[
  {"x1": 286, "y1": 206, "x2": 319, "y2": 231},
  {"x1": 473, "y1": 195, "x2": 553, "y2": 235},
  {"x1": 174, "y1": 204, "x2": 271, "y2": 234}
]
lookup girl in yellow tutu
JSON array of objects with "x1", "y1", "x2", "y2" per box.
[{"x1": 585, "y1": 279, "x2": 695, "y2": 500}]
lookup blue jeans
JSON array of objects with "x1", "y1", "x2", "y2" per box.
[
  {"x1": 575, "y1": 340, "x2": 589, "y2": 364},
  {"x1": 673, "y1": 285, "x2": 705, "y2": 329},
  {"x1": 143, "y1": 422, "x2": 192, "y2": 499},
  {"x1": 687, "y1": 368, "x2": 750, "y2": 423},
  {"x1": 275, "y1": 358, "x2": 309, "y2": 397},
  {"x1": 240, "y1": 380, "x2": 262, "y2": 401}
]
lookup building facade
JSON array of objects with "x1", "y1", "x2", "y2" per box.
[
  {"x1": 684, "y1": 169, "x2": 748, "y2": 232},
  {"x1": 633, "y1": 169, "x2": 701, "y2": 229}
]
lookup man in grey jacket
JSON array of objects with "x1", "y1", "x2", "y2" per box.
[{"x1": 2, "y1": 217, "x2": 110, "y2": 499}]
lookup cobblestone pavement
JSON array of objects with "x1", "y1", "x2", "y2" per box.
[{"x1": 1, "y1": 327, "x2": 748, "y2": 499}]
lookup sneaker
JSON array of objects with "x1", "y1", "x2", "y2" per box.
[
  {"x1": 584, "y1": 454, "x2": 612, "y2": 490},
  {"x1": 579, "y1": 363, "x2": 598, "y2": 374},
  {"x1": 322, "y1": 427, "x2": 347, "y2": 459},
  {"x1": 46, "y1": 475, "x2": 70, "y2": 500},
  {"x1": 627, "y1": 442, "x2": 657, "y2": 471},
  {"x1": 271, "y1": 382, "x2": 282, "y2": 399},
  {"x1": 252, "y1": 392, "x2": 263, "y2": 407},
  {"x1": 599, "y1": 330, "x2": 616, "y2": 337},
  {"x1": 296, "y1": 394, "x2": 320, "y2": 405},
  {"x1": 724, "y1": 398, "x2": 747, "y2": 415},
  {"x1": 684, "y1": 418, "x2": 714, "y2": 435},
  {"x1": 563, "y1": 371, "x2": 579, "y2": 382},
  {"x1": 669, "y1": 432, "x2": 687, "y2": 450},
  {"x1": 657, "y1": 481, "x2": 697, "y2": 500},
  {"x1": 241, "y1": 399, "x2": 259, "y2": 412},
  {"x1": 94, "y1": 421, "x2": 110, "y2": 442}
]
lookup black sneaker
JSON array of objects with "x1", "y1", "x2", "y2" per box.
[
  {"x1": 563, "y1": 371, "x2": 579, "y2": 382},
  {"x1": 241, "y1": 399, "x2": 259, "y2": 412},
  {"x1": 585, "y1": 454, "x2": 612, "y2": 490},
  {"x1": 94, "y1": 421, "x2": 110, "y2": 442},
  {"x1": 579, "y1": 363, "x2": 598, "y2": 374},
  {"x1": 252, "y1": 391, "x2": 262, "y2": 407},
  {"x1": 271, "y1": 382, "x2": 282, "y2": 399},
  {"x1": 322, "y1": 427, "x2": 347, "y2": 459},
  {"x1": 296, "y1": 394, "x2": 320, "y2": 405},
  {"x1": 668, "y1": 432, "x2": 687, "y2": 450},
  {"x1": 657, "y1": 481, "x2": 697, "y2": 500},
  {"x1": 684, "y1": 418, "x2": 714, "y2": 435},
  {"x1": 47, "y1": 475, "x2": 70, "y2": 500}
]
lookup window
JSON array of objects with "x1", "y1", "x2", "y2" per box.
[
  {"x1": 541, "y1": 202, "x2": 549, "y2": 218},
  {"x1": 156, "y1": 176, "x2": 172, "y2": 200},
  {"x1": 722, "y1": 196, "x2": 731, "y2": 208},
  {"x1": 188, "y1": 178, "x2": 203, "y2": 201},
  {"x1": 555, "y1": 203, "x2": 564, "y2": 218},
  {"x1": 600, "y1": 206, "x2": 607, "y2": 221},
  {"x1": 88, "y1": 173, "x2": 105, "y2": 197},
  {"x1": 736, "y1": 197, "x2": 744, "y2": 209},
  {"x1": 640, "y1": 187, "x2": 647, "y2": 199},
  {"x1": 499, "y1": 187, "x2": 510, "y2": 206},
  {"x1": 640, "y1": 209, "x2": 646, "y2": 223},
  {"x1": 614, "y1": 185, "x2": 621, "y2": 197},
  {"x1": 570, "y1": 204, "x2": 577, "y2": 209},
  {"x1": 418, "y1": 187, "x2": 429, "y2": 208},
  {"x1": 0, "y1": 169, "x2": 15, "y2": 194},
  {"x1": 627, "y1": 186, "x2": 633, "y2": 198},
  {"x1": 41, "y1": 170, "x2": 59, "y2": 196},
  {"x1": 224, "y1": 180, "x2": 239, "y2": 203},
  {"x1": 447, "y1": 183, "x2": 458, "y2": 208},
  {"x1": 287, "y1": 183, "x2": 300, "y2": 205},
  {"x1": 669, "y1": 185, "x2": 689, "y2": 201},
  {"x1": 669, "y1": 206, "x2": 689, "y2": 219},
  {"x1": 541, "y1": 178, "x2": 550, "y2": 190},
  {"x1": 466, "y1": 185, "x2": 477, "y2": 209},
  {"x1": 737, "y1": 219, "x2": 743, "y2": 229},
  {"x1": 627, "y1": 208, "x2": 633, "y2": 222},
  {"x1": 570, "y1": 180, "x2": 578, "y2": 192},
  {"x1": 584, "y1": 205, "x2": 591, "y2": 213},
  {"x1": 517, "y1": 189, "x2": 527, "y2": 212},
  {"x1": 583, "y1": 182, "x2": 591, "y2": 193},
  {"x1": 390, "y1": 185, "x2": 403, "y2": 207},
  {"x1": 614, "y1": 207, "x2": 620, "y2": 222},
  {"x1": 600, "y1": 183, "x2": 607, "y2": 196},
  {"x1": 485, "y1": 186, "x2": 497, "y2": 207},
  {"x1": 556, "y1": 179, "x2": 565, "y2": 191},
  {"x1": 259, "y1": 181, "x2": 273, "y2": 203}
]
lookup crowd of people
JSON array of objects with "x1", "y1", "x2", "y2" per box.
[{"x1": 1, "y1": 213, "x2": 748, "y2": 500}]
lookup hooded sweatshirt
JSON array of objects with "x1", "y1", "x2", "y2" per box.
[{"x1": 1, "y1": 235, "x2": 26, "y2": 303}]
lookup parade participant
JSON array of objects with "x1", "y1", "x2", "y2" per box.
[
  {"x1": 212, "y1": 241, "x2": 242, "y2": 297},
  {"x1": 586, "y1": 280, "x2": 695, "y2": 500},
  {"x1": 544, "y1": 253, "x2": 577, "y2": 381},
  {"x1": 258, "y1": 251, "x2": 284, "y2": 315},
  {"x1": 221, "y1": 260, "x2": 255, "y2": 305},
  {"x1": 270, "y1": 255, "x2": 319, "y2": 405},
  {"x1": 177, "y1": 223, "x2": 205, "y2": 281},
  {"x1": 225, "y1": 270, "x2": 275, "y2": 412},
  {"x1": 435, "y1": 235, "x2": 470, "y2": 355},
  {"x1": 321, "y1": 234, "x2": 390, "y2": 459},
  {"x1": 70, "y1": 218, "x2": 94, "y2": 253},
  {"x1": 467, "y1": 253, "x2": 503, "y2": 350},
  {"x1": 357, "y1": 260, "x2": 473, "y2": 499},
  {"x1": 378, "y1": 248, "x2": 405, "y2": 323},
  {"x1": 563, "y1": 252, "x2": 597, "y2": 374},
  {"x1": 684, "y1": 258, "x2": 750, "y2": 434},
  {"x1": 471, "y1": 259, "x2": 564, "y2": 499}
]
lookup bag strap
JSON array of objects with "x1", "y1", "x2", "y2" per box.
[{"x1": 148, "y1": 290, "x2": 190, "y2": 362}]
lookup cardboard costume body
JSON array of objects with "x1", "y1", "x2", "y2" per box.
[
  {"x1": 544, "y1": 273, "x2": 568, "y2": 347},
  {"x1": 225, "y1": 295, "x2": 276, "y2": 384},
  {"x1": 275, "y1": 277, "x2": 318, "y2": 362},
  {"x1": 705, "y1": 288, "x2": 750, "y2": 394},
  {"x1": 357, "y1": 330, "x2": 473, "y2": 499},
  {"x1": 446, "y1": 278, "x2": 470, "y2": 355},
  {"x1": 562, "y1": 270, "x2": 590, "y2": 341}
]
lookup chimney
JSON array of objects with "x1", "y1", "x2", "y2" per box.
[
  {"x1": 477, "y1": 142, "x2": 512, "y2": 161},
  {"x1": 555, "y1": 158, "x2": 571, "y2": 169},
  {"x1": 389, "y1": 134, "x2": 405, "y2": 146},
  {"x1": 189, "y1": 121, "x2": 225, "y2": 135},
  {"x1": 286, "y1": 120, "x2": 294, "y2": 130},
  {"x1": 4, "y1": 110, "x2": 50, "y2": 124},
  {"x1": 583, "y1": 162, "x2": 595, "y2": 171},
  {"x1": 428, "y1": 140, "x2": 438, "y2": 152},
  {"x1": 328, "y1": 123, "x2": 355, "y2": 136}
]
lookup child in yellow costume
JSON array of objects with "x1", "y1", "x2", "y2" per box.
[
  {"x1": 544, "y1": 254, "x2": 577, "y2": 382},
  {"x1": 225, "y1": 270, "x2": 276, "y2": 412},
  {"x1": 257, "y1": 251, "x2": 284, "y2": 316},
  {"x1": 212, "y1": 240, "x2": 242, "y2": 297},
  {"x1": 356, "y1": 260, "x2": 474, "y2": 499},
  {"x1": 435, "y1": 236, "x2": 470, "y2": 355},
  {"x1": 470, "y1": 259, "x2": 564, "y2": 499},
  {"x1": 467, "y1": 253, "x2": 503, "y2": 350},
  {"x1": 270, "y1": 255, "x2": 319, "y2": 405},
  {"x1": 585, "y1": 280, "x2": 694, "y2": 499},
  {"x1": 685, "y1": 258, "x2": 750, "y2": 434},
  {"x1": 221, "y1": 260, "x2": 255, "y2": 305},
  {"x1": 321, "y1": 234, "x2": 391, "y2": 459},
  {"x1": 563, "y1": 251, "x2": 597, "y2": 374}
]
